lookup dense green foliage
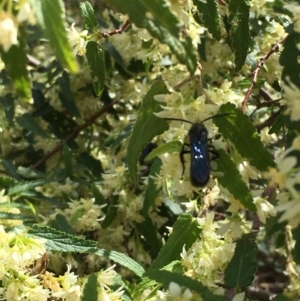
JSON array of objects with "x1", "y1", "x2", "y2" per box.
[{"x1": 0, "y1": 0, "x2": 299, "y2": 300}]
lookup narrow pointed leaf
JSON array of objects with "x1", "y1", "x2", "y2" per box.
[
  {"x1": 217, "y1": 149, "x2": 256, "y2": 211},
  {"x1": 0, "y1": 26, "x2": 31, "y2": 99},
  {"x1": 30, "y1": 0, "x2": 78, "y2": 73},
  {"x1": 228, "y1": 0, "x2": 250, "y2": 71},
  {"x1": 86, "y1": 41, "x2": 105, "y2": 96},
  {"x1": 193, "y1": 0, "x2": 221, "y2": 40},
  {"x1": 80, "y1": 2, "x2": 98, "y2": 32},
  {"x1": 214, "y1": 103, "x2": 275, "y2": 171},
  {"x1": 127, "y1": 80, "x2": 169, "y2": 186},
  {"x1": 150, "y1": 213, "x2": 200, "y2": 270},
  {"x1": 224, "y1": 233, "x2": 258, "y2": 288}
]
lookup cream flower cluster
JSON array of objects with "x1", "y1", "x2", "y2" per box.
[{"x1": 0, "y1": 0, "x2": 35, "y2": 52}]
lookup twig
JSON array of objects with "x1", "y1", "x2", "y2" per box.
[
  {"x1": 241, "y1": 36, "x2": 287, "y2": 111},
  {"x1": 31, "y1": 99, "x2": 118, "y2": 169},
  {"x1": 255, "y1": 109, "x2": 281, "y2": 132},
  {"x1": 102, "y1": 19, "x2": 130, "y2": 38}
]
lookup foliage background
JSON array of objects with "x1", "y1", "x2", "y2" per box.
[{"x1": 0, "y1": 0, "x2": 299, "y2": 300}]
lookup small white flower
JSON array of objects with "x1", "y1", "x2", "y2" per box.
[
  {"x1": 282, "y1": 78, "x2": 300, "y2": 121},
  {"x1": 0, "y1": 14, "x2": 18, "y2": 52},
  {"x1": 67, "y1": 23, "x2": 88, "y2": 56}
]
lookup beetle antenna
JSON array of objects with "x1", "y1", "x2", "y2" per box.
[
  {"x1": 200, "y1": 113, "x2": 232, "y2": 124},
  {"x1": 164, "y1": 117, "x2": 194, "y2": 125}
]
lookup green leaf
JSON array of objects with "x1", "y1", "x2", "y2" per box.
[
  {"x1": 0, "y1": 94, "x2": 15, "y2": 125},
  {"x1": 30, "y1": 0, "x2": 78, "y2": 73},
  {"x1": 224, "y1": 233, "x2": 258, "y2": 288},
  {"x1": 135, "y1": 215, "x2": 162, "y2": 258},
  {"x1": 0, "y1": 26, "x2": 31, "y2": 99},
  {"x1": 0, "y1": 212, "x2": 35, "y2": 222},
  {"x1": 273, "y1": 295, "x2": 293, "y2": 301},
  {"x1": 102, "y1": 41, "x2": 128, "y2": 73},
  {"x1": 28, "y1": 225, "x2": 97, "y2": 252},
  {"x1": 106, "y1": 0, "x2": 197, "y2": 73},
  {"x1": 127, "y1": 80, "x2": 169, "y2": 186},
  {"x1": 2, "y1": 160, "x2": 22, "y2": 181},
  {"x1": 101, "y1": 195, "x2": 119, "y2": 228},
  {"x1": 63, "y1": 143, "x2": 73, "y2": 177},
  {"x1": 292, "y1": 225, "x2": 300, "y2": 264},
  {"x1": 82, "y1": 273, "x2": 98, "y2": 301},
  {"x1": 150, "y1": 213, "x2": 200, "y2": 270},
  {"x1": 50, "y1": 214, "x2": 75, "y2": 235},
  {"x1": 214, "y1": 103, "x2": 275, "y2": 171},
  {"x1": 143, "y1": 158, "x2": 162, "y2": 216},
  {"x1": 80, "y1": 2, "x2": 98, "y2": 32},
  {"x1": 57, "y1": 71, "x2": 80, "y2": 117},
  {"x1": 268, "y1": 112, "x2": 284, "y2": 135},
  {"x1": 86, "y1": 41, "x2": 106, "y2": 96},
  {"x1": 146, "y1": 270, "x2": 227, "y2": 301},
  {"x1": 228, "y1": 0, "x2": 250, "y2": 71},
  {"x1": 132, "y1": 278, "x2": 160, "y2": 300},
  {"x1": 280, "y1": 32, "x2": 300, "y2": 86},
  {"x1": 78, "y1": 152, "x2": 103, "y2": 176},
  {"x1": 193, "y1": 0, "x2": 221, "y2": 40},
  {"x1": 145, "y1": 141, "x2": 182, "y2": 162},
  {"x1": 216, "y1": 149, "x2": 256, "y2": 211},
  {"x1": 30, "y1": 225, "x2": 145, "y2": 277},
  {"x1": 8, "y1": 179, "x2": 53, "y2": 196},
  {"x1": 91, "y1": 184, "x2": 106, "y2": 206},
  {"x1": 92, "y1": 249, "x2": 145, "y2": 278},
  {"x1": 16, "y1": 113, "x2": 48, "y2": 138}
]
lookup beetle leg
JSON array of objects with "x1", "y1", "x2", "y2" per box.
[
  {"x1": 208, "y1": 145, "x2": 218, "y2": 160},
  {"x1": 180, "y1": 143, "x2": 190, "y2": 179}
]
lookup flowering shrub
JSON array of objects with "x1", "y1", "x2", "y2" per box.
[{"x1": 0, "y1": 0, "x2": 299, "y2": 300}]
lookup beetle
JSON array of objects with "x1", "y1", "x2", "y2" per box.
[{"x1": 165, "y1": 113, "x2": 231, "y2": 186}]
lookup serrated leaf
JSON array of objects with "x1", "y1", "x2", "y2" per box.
[
  {"x1": 28, "y1": 225, "x2": 97, "y2": 252},
  {"x1": 16, "y1": 113, "x2": 48, "y2": 138},
  {"x1": 30, "y1": 0, "x2": 78, "y2": 73},
  {"x1": 268, "y1": 112, "x2": 284, "y2": 134},
  {"x1": 82, "y1": 273, "x2": 98, "y2": 301},
  {"x1": 193, "y1": 0, "x2": 221, "y2": 40},
  {"x1": 217, "y1": 149, "x2": 256, "y2": 211},
  {"x1": 0, "y1": 26, "x2": 31, "y2": 99},
  {"x1": 224, "y1": 233, "x2": 258, "y2": 288},
  {"x1": 0, "y1": 211, "x2": 34, "y2": 221},
  {"x1": 8, "y1": 179, "x2": 53, "y2": 196},
  {"x1": 127, "y1": 81, "x2": 169, "y2": 186},
  {"x1": 150, "y1": 213, "x2": 200, "y2": 270},
  {"x1": 280, "y1": 32, "x2": 300, "y2": 86},
  {"x1": 143, "y1": 158, "x2": 162, "y2": 216},
  {"x1": 228, "y1": 0, "x2": 250, "y2": 71},
  {"x1": 80, "y1": 2, "x2": 98, "y2": 32},
  {"x1": 86, "y1": 41, "x2": 106, "y2": 96},
  {"x1": 146, "y1": 270, "x2": 227, "y2": 301},
  {"x1": 214, "y1": 103, "x2": 275, "y2": 171},
  {"x1": 57, "y1": 71, "x2": 80, "y2": 117},
  {"x1": 135, "y1": 215, "x2": 162, "y2": 258},
  {"x1": 106, "y1": 0, "x2": 197, "y2": 73},
  {"x1": 145, "y1": 141, "x2": 182, "y2": 162}
]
